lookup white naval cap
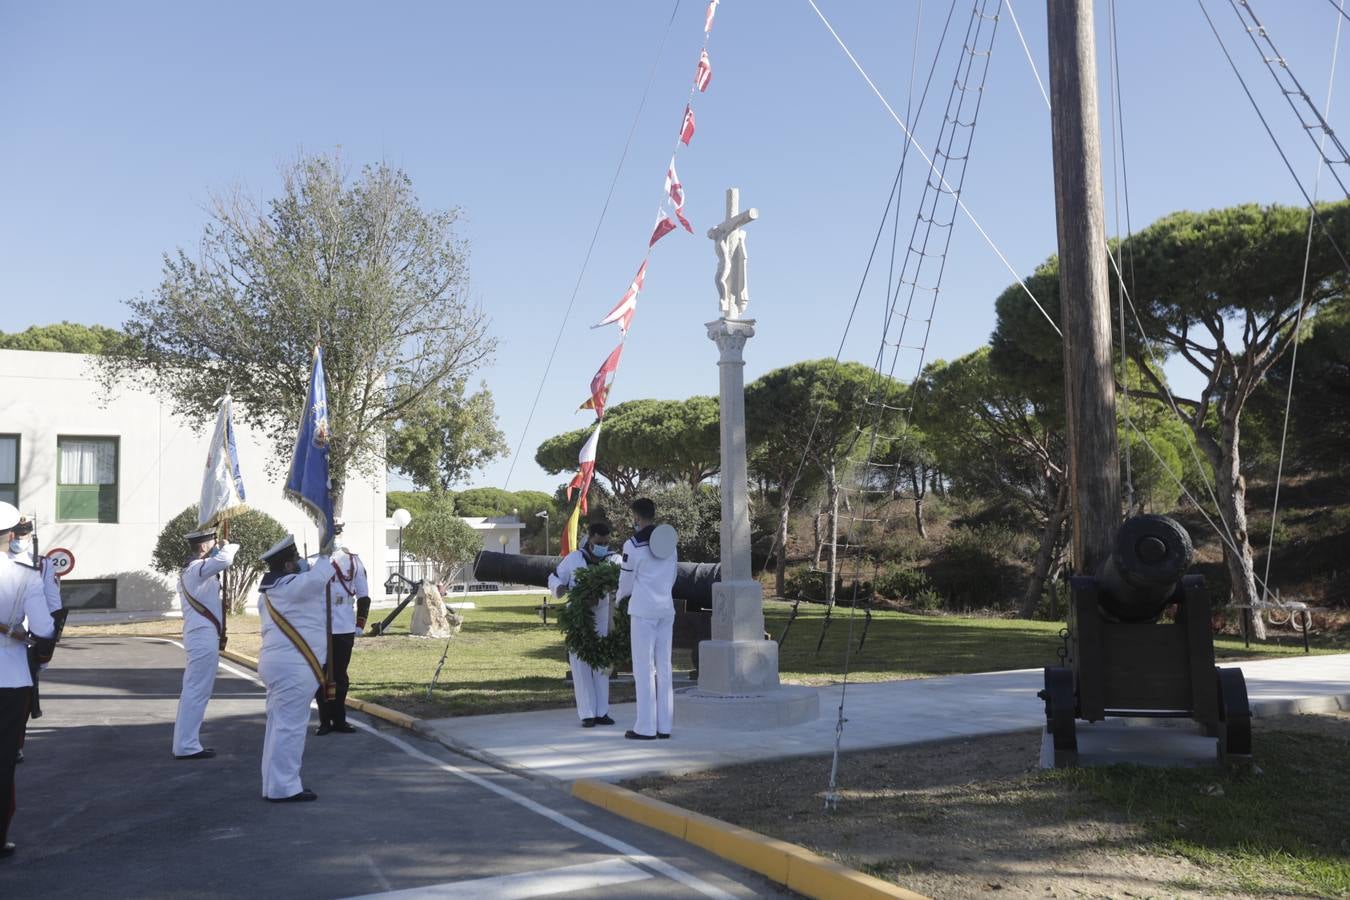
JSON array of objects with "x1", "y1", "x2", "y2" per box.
[
  {"x1": 260, "y1": 535, "x2": 298, "y2": 562},
  {"x1": 184, "y1": 527, "x2": 217, "y2": 543},
  {"x1": 0, "y1": 501, "x2": 19, "y2": 533}
]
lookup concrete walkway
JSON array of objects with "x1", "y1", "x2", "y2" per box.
[{"x1": 420, "y1": 653, "x2": 1350, "y2": 783}]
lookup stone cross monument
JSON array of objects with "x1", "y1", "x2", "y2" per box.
[{"x1": 684, "y1": 188, "x2": 818, "y2": 729}]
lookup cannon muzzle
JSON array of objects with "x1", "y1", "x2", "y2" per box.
[
  {"x1": 473, "y1": 550, "x2": 721, "y2": 611},
  {"x1": 1096, "y1": 514, "x2": 1195, "y2": 623}
]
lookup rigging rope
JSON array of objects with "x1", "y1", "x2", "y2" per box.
[
  {"x1": 1261, "y1": 0, "x2": 1346, "y2": 606},
  {"x1": 807, "y1": 0, "x2": 1062, "y2": 338},
  {"x1": 501, "y1": 1, "x2": 682, "y2": 489},
  {"x1": 820, "y1": 0, "x2": 1002, "y2": 812},
  {"x1": 1107, "y1": 0, "x2": 1136, "y2": 513}
]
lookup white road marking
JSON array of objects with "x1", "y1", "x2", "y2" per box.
[
  {"x1": 343, "y1": 858, "x2": 652, "y2": 899},
  {"x1": 148, "y1": 638, "x2": 738, "y2": 900}
]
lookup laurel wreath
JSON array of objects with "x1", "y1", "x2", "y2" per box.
[{"x1": 558, "y1": 562, "x2": 631, "y2": 670}]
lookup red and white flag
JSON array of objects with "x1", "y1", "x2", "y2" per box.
[
  {"x1": 704, "y1": 0, "x2": 719, "y2": 34},
  {"x1": 665, "y1": 161, "x2": 693, "y2": 233},
  {"x1": 664, "y1": 159, "x2": 685, "y2": 209},
  {"x1": 567, "y1": 423, "x2": 602, "y2": 514},
  {"x1": 593, "y1": 260, "x2": 647, "y2": 333},
  {"x1": 694, "y1": 50, "x2": 712, "y2": 92},
  {"x1": 649, "y1": 214, "x2": 676, "y2": 248},
  {"x1": 679, "y1": 104, "x2": 696, "y2": 145},
  {"x1": 579, "y1": 343, "x2": 624, "y2": 419}
]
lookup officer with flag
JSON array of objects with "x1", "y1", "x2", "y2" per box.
[
  {"x1": 316, "y1": 518, "x2": 368, "y2": 735},
  {"x1": 171, "y1": 526, "x2": 239, "y2": 760},
  {"x1": 6, "y1": 517, "x2": 61, "y2": 763}
]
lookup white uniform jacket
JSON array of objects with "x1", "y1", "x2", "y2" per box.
[
  {"x1": 6, "y1": 549, "x2": 61, "y2": 614},
  {"x1": 549, "y1": 547, "x2": 612, "y2": 636},
  {"x1": 326, "y1": 552, "x2": 368, "y2": 635},
  {"x1": 257, "y1": 552, "x2": 348, "y2": 667},
  {"x1": 0, "y1": 556, "x2": 54, "y2": 688},
  {"x1": 179, "y1": 544, "x2": 239, "y2": 649},
  {"x1": 617, "y1": 527, "x2": 677, "y2": 619}
]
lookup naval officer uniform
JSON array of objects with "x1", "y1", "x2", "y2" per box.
[
  {"x1": 257, "y1": 535, "x2": 347, "y2": 802},
  {"x1": 7, "y1": 519, "x2": 62, "y2": 756},
  {"x1": 0, "y1": 501, "x2": 55, "y2": 857},
  {"x1": 548, "y1": 522, "x2": 616, "y2": 728},
  {"x1": 316, "y1": 519, "x2": 368, "y2": 735},
  {"x1": 172, "y1": 527, "x2": 239, "y2": 760},
  {"x1": 617, "y1": 499, "x2": 678, "y2": 741}
]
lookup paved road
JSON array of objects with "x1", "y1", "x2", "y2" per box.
[{"x1": 3, "y1": 637, "x2": 794, "y2": 899}]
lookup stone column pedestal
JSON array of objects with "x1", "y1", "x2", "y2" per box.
[{"x1": 679, "y1": 316, "x2": 818, "y2": 730}]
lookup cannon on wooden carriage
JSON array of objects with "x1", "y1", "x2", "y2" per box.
[
  {"x1": 1040, "y1": 514, "x2": 1252, "y2": 766},
  {"x1": 472, "y1": 550, "x2": 719, "y2": 670}
]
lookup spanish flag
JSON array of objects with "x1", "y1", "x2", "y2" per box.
[{"x1": 560, "y1": 500, "x2": 582, "y2": 556}]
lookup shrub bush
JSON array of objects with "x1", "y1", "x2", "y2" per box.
[{"x1": 925, "y1": 525, "x2": 1026, "y2": 611}]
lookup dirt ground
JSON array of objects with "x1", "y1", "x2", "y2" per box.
[{"x1": 627, "y1": 712, "x2": 1350, "y2": 899}]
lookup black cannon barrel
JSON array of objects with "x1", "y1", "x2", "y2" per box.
[
  {"x1": 1096, "y1": 514, "x2": 1195, "y2": 623},
  {"x1": 473, "y1": 550, "x2": 721, "y2": 610}
]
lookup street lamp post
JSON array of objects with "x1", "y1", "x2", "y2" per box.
[
  {"x1": 536, "y1": 509, "x2": 550, "y2": 554},
  {"x1": 392, "y1": 507, "x2": 412, "y2": 598}
]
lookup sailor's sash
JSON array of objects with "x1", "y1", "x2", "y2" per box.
[
  {"x1": 179, "y1": 575, "x2": 224, "y2": 648},
  {"x1": 261, "y1": 593, "x2": 329, "y2": 694}
]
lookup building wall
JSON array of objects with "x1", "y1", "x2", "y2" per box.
[
  {"x1": 0, "y1": 349, "x2": 385, "y2": 611},
  {"x1": 381, "y1": 516, "x2": 523, "y2": 590}
]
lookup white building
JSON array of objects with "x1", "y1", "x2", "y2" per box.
[{"x1": 0, "y1": 349, "x2": 385, "y2": 612}]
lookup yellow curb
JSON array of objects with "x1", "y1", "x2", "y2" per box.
[
  {"x1": 571, "y1": 780, "x2": 928, "y2": 900},
  {"x1": 219, "y1": 649, "x2": 417, "y2": 730}
]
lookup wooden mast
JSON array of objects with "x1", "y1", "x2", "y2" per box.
[{"x1": 1047, "y1": 0, "x2": 1121, "y2": 577}]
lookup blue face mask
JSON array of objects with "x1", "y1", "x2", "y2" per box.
[
  {"x1": 207, "y1": 545, "x2": 221, "y2": 558},
  {"x1": 295, "y1": 559, "x2": 311, "y2": 574},
  {"x1": 9, "y1": 540, "x2": 24, "y2": 555},
  {"x1": 591, "y1": 544, "x2": 611, "y2": 559}
]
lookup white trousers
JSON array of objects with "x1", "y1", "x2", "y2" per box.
[
  {"x1": 172, "y1": 639, "x2": 219, "y2": 756},
  {"x1": 568, "y1": 654, "x2": 611, "y2": 720},
  {"x1": 258, "y1": 656, "x2": 317, "y2": 799},
  {"x1": 630, "y1": 613, "x2": 674, "y2": 736}
]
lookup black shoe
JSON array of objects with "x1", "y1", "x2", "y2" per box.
[
  {"x1": 331, "y1": 723, "x2": 357, "y2": 734},
  {"x1": 624, "y1": 730, "x2": 657, "y2": 741},
  {"x1": 581, "y1": 718, "x2": 596, "y2": 728},
  {"x1": 174, "y1": 749, "x2": 216, "y2": 760},
  {"x1": 315, "y1": 723, "x2": 333, "y2": 736},
  {"x1": 594, "y1": 714, "x2": 616, "y2": 725},
  {"x1": 14, "y1": 750, "x2": 21, "y2": 763},
  {"x1": 267, "y1": 789, "x2": 318, "y2": 803},
  {"x1": 0, "y1": 842, "x2": 15, "y2": 859},
  {"x1": 657, "y1": 732, "x2": 672, "y2": 739}
]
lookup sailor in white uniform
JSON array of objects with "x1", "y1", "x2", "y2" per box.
[
  {"x1": 547, "y1": 521, "x2": 616, "y2": 728},
  {"x1": 7, "y1": 518, "x2": 62, "y2": 759},
  {"x1": 256, "y1": 535, "x2": 347, "y2": 802},
  {"x1": 172, "y1": 526, "x2": 239, "y2": 760},
  {"x1": 617, "y1": 498, "x2": 678, "y2": 741},
  {"x1": 317, "y1": 519, "x2": 368, "y2": 735},
  {"x1": 0, "y1": 501, "x2": 55, "y2": 857}
]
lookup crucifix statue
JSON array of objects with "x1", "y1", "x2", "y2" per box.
[{"x1": 707, "y1": 187, "x2": 758, "y2": 319}]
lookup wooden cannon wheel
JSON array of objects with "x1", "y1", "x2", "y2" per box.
[
  {"x1": 1215, "y1": 666, "x2": 1252, "y2": 759},
  {"x1": 1040, "y1": 666, "x2": 1078, "y2": 767}
]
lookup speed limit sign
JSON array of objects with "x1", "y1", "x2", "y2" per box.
[{"x1": 45, "y1": 547, "x2": 76, "y2": 578}]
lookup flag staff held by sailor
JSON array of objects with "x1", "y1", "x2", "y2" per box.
[
  {"x1": 0, "y1": 501, "x2": 56, "y2": 859},
  {"x1": 257, "y1": 343, "x2": 344, "y2": 802},
  {"x1": 172, "y1": 394, "x2": 247, "y2": 760}
]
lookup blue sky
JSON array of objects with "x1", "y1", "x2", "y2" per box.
[{"x1": 2, "y1": 1, "x2": 1344, "y2": 493}]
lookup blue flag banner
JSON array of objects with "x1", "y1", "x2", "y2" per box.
[{"x1": 284, "y1": 345, "x2": 335, "y2": 553}]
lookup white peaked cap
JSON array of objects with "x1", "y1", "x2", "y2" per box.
[{"x1": 260, "y1": 535, "x2": 298, "y2": 562}]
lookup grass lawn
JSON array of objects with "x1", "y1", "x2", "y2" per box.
[
  {"x1": 627, "y1": 713, "x2": 1350, "y2": 899},
  {"x1": 68, "y1": 594, "x2": 1345, "y2": 719}
]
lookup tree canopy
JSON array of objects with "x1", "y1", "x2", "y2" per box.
[
  {"x1": 97, "y1": 152, "x2": 497, "y2": 504},
  {"x1": 0, "y1": 322, "x2": 127, "y2": 354},
  {"x1": 386, "y1": 379, "x2": 506, "y2": 491}
]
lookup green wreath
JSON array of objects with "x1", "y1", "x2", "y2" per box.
[{"x1": 558, "y1": 562, "x2": 631, "y2": 670}]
